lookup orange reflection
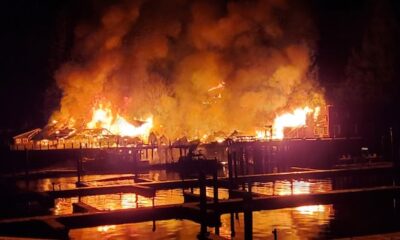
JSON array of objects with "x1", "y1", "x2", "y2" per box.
[
  {"x1": 296, "y1": 205, "x2": 325, "y2": 215},
  {"x1": 97, "y1": 225, "x2": 116, "y2": 232}
]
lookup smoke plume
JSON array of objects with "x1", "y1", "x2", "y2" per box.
[{"x1": 51, "y1": 0, "x2": 325, "y2": 139}]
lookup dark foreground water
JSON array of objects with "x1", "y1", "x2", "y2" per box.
[{"x1": 16, "y1": 170, "x2": 400, "y2": 239}]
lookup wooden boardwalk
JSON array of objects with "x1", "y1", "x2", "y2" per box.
[{"x1": 1, "y1": 186, "x2": 399, "y2": 239}]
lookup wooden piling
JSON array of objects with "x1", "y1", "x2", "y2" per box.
[
  {"x1": 230, "y1": 212, "x2": 236, "y2": 237},
  {"x1": 243, "y1": 191, "x2": 253, "y2": 240},
  {"x1": 198, "y1": 170, "x2": 208, "y2": 239},
  {"x1": 213, "y1": 166, "x2": 220, "y2": 235}
]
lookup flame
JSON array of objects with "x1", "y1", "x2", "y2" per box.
[
  {"x1": 272, "y1": 107, "x2": 316, "y2": 139},
  {"x1": 111, "y1": 115, "x2": 153, "y2": 138},
  {"x1": 86, "y1": 104, "x2": 153, "y2": 139},
  {"x1": 256, "y1": 130, "x2": 271, "y2": 140},
  {"x1": 87, "y1": 105, "x2": 113, "y2": 130},
  {"x1": 255, "y1": 106, "x2": 322, "y2": 140}
]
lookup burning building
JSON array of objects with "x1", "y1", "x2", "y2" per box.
[{"x1": 11, "y1": 0, "x2": 350, "y2": 169}]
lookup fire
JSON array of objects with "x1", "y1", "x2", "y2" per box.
[
  {"x1": 273, "y1": 107, "x2": 313, "y2": 139},
  {"x1": 87, "y1": 105, "x2": 113, "y2": 130},
  {"x1": 256, "y1": 129, "x2": 271, "y2": 140},
  {"x1": 86, "y1": 104, "x2": 153, "y2": 139},
  {"x1": 110, "y1": 115, "x2": 153, "y2": 138},
  {"x1": 256, "y1": 106, "x2": 322, "y2": 140}
]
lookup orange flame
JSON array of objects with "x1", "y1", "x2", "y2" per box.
[
  {"x1": 86, "y1": 104, "x2": 153, "y2": 139},
  {"x1": 256, "y1": 106, "x2": 321, "y2": 140},
  {"x1": 273, "y1": 107, "x2": 313, "y2": 139}
]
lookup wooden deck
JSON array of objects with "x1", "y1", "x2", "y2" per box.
[{"x1": 1, "y1": 186, "x2": 399, "y2": 239}]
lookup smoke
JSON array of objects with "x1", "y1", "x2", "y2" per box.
[{"x1": 51, "y1": 0, "x2": 325, "y2": 139}]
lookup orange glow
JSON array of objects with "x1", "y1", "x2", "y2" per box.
[
  {"x1": 254, "y1": 106, "x2": 323, "y2": 140},
  {"x1": 296, "y1": 205, "x2": 326, "y2": 215},
  {"x1": 86, "y1": 104, "x2": 153, "y2": 139},
  {"x1": 273, "y1": 107, "x2": 312, "y2": 139},
  {"x1": 256, "y1": 130, "x2": 271, "y2": 140},
  {"x1": 97, "y1": 225, "x2": 116, "y2": 232}
]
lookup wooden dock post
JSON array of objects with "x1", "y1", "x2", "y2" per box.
[
  {"x1": 272, "y1": 228, "x2": 278, "y2": 240},
  {"x1": 198, "y1": 170, "x2": 208, "y2": 239},
  {"x1": 213, "y1": 163, "x2": 220, "y2": 235},
  {"x1": 76, "y1": 155, "x2": 82, "y2": 186},
  {"x1": 230, "y1": 212, "x2": 236, "y2": 237},
  {"x1": 244, "y1": 190, "x2": 253, "y2": 240}
]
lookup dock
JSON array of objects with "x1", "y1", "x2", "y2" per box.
[{"x1": 0, "y1": 186, "x2": 399, "y2": 238}]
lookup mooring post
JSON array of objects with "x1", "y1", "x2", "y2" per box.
[
  {"x1": 213, "y1": 162, "x2": 220, "y2": 235},
  {"x1": 230, "y1": 212, "x2": 236, "y2": 237},
  {"x1": 198, "y1": 170, "x2": 208, "y2": 239},
  {"x1": 76, "y1": 155, "x2": 84, "y2": 187},
  {"x1": 272, "y1": 228, "x2": 278, "y2": 240},
  {"x1": 244, "y1": 191, "x2": 253, "y2": 240},
  {"x1": 152, "y1": 195, "x2": 156, "y2": 232},
  {"x1": 233, "y1": 150, "x2": 239, "y2": 221}
]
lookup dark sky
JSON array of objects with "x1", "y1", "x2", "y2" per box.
[{"x1": 1, "y1": 0, "x2": 399, "y2": 132}]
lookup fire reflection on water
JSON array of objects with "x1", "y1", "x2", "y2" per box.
[
  {"x1": 250, "y1": 179, "x2": 332, "y2": 196},
  {"x1": 29, "y1": 173, "x2": 335, "y2": 238},
  {"x1": 71, "y1": 204, "x2": 334, "y2": 239},
  {"x1": 97, "y1": 225, "x2": 116, "y2": 232}
]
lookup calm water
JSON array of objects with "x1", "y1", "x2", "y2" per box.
[{"x1": 16, "y1": 170, "x2": 400, "y2": 239}]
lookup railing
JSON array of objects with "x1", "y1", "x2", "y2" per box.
[{"x1": 10, "y1": 142, "x2": 157, "y2": 151}]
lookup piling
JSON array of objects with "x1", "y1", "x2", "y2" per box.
[
  {"x1": 76, "y1": 155, "x2": 82, "y2": 186},
  {"x1": 198, "y1": 170, "x2": 208, "y2": 239},
  {"x1": 272, "y1": 228, "x2": 278, "y2": 240},
  {"x1": 230, "y1": 212, "x2": 236, "y2": 237},
  {"x1": 213, "y1": 164, "x2": 220, "y2": 235},
  {"x1": 243, "y1": 190, "x2": 253, "y2": 240}
]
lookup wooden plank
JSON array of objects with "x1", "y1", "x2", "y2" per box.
[
  {"x1": 47, "y1": 184, "x2": 155, "y2": 198},
  {"x1": 9, "y1": 165, "x2": 394, "y2": 202},
  {"x1": 231, "y1": 165, "x2": 394, "y2": 184}
]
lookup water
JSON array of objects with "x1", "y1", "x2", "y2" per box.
[{"x1": 15, "y1": 170, "x2": 400, "y2": 239}]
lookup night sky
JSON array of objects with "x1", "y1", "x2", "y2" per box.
[{"x1": 1, "y1": 0, "x2": 400, "y2": 137}]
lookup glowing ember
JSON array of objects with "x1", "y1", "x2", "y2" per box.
[{"x1": 86, "y1": 105, "x2": 153, "y2": 139}]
